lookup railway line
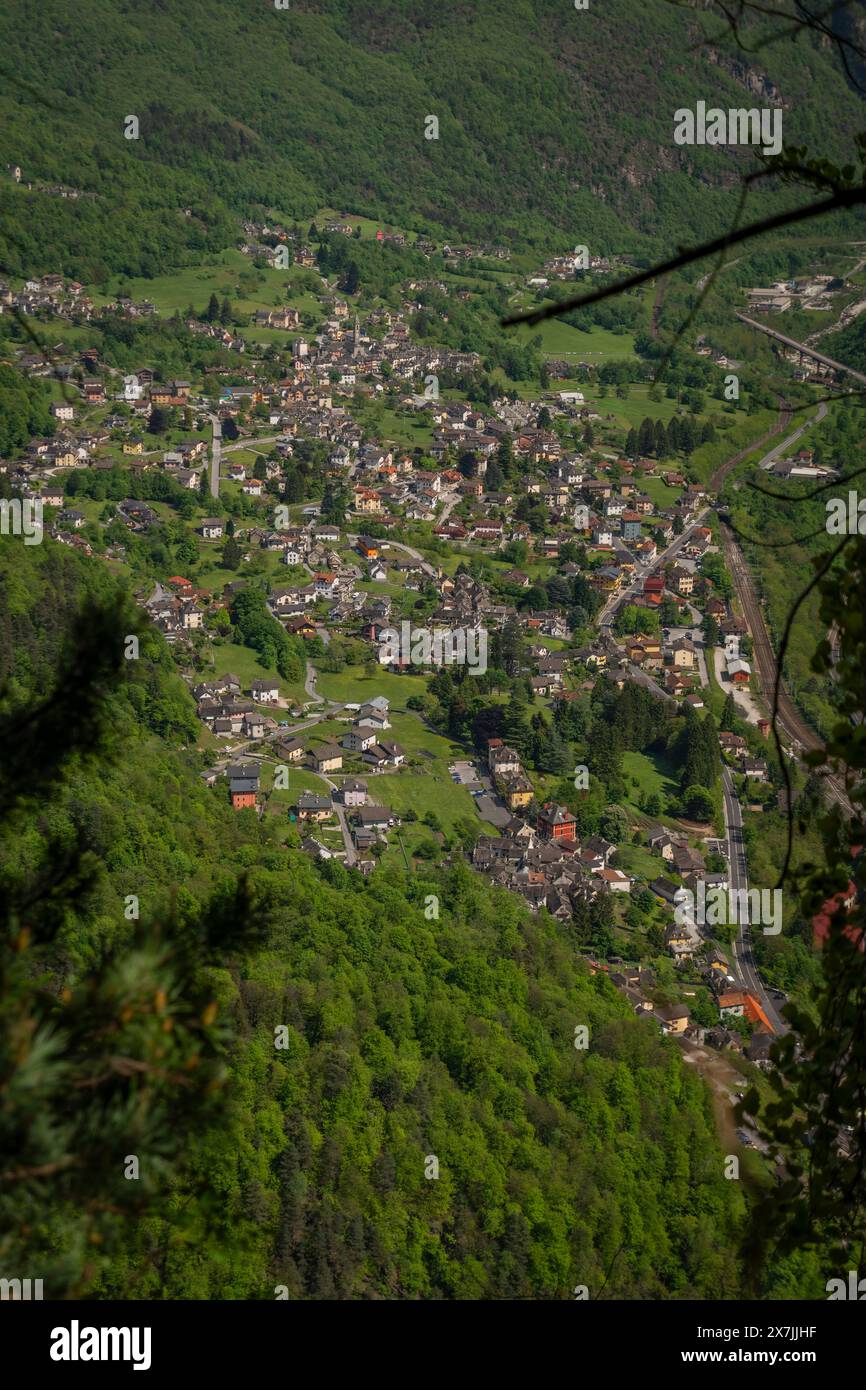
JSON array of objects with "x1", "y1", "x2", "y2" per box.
[
  {"x1": 720, "y1": 522, "x2": 852, "y2": 816},
  {"x1": 709, "y1": 395, "x2": 792, "y2": 492}
]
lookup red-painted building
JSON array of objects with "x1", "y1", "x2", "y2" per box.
[{"x1": 536, "y1": 802, "x2": 577, "y2": 841}]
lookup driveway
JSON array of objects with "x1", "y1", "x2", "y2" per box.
[{"x1": 713, "y1": 647, "x2": 762, "y2": 724}]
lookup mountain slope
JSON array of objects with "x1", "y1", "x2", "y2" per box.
[
  {"x1": 0, "y1": 0, "x2": 863, "y2": 281},
  {"x1": 0, "y1": 534, "x2": 745, "y2": 1299}
]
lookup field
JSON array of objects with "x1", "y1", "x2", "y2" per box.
[
  {"x1": 621, "y1": 749, "x2": 680, "y2": 815},
  {"x1": 205, "y1": 640, "x2": 307, "y2": 708},
  {"x1": 97, "y1": 250, "x2": 325, "y2": 323},
  {"x1": 313, "y1": 664, "x2": 429, "y2": 707}
]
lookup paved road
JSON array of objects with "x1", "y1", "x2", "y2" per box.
[
  {"x1": 722, "y1": 767, "x2": 788, "y2": 1035},
  {"x1": 758, "y1": 400, "x2": 828, "y2": 471},
  {"x1": 437, "y1": 491, "x2": 461, "y2": 525},
  {"x1": 709, "y1": 395, "x2": 792, "y2": 491},
  {"x1": 208, "y1": 413, "x2": 221, "y2": 499},
  {"x1": 598, "y1": 509, "x2": 708, "y2": 630}
]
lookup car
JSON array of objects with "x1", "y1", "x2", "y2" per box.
[{"x1": 278, "y1": 721, "x2": 289, "y2": 728}]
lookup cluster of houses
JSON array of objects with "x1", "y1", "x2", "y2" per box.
[{"x1": 194, "y1": 672, "x2": 281, "y2": 740}]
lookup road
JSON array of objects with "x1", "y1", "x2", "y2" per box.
[
  {"x1": 598, "y1": 509, "x2": 708, "y2": 631},
  {"x1": 208, "y1": 413, "x2": 221, "y2": 499},
  {"x1": 708, "y1": 395, "x2": 792, "y2": 491},
  {"x1": 437, "y1": 490, "x2": 462, "y2": 525},
  {"x1": 345, "y1": 530, "x2": 438, "y2": 580},
  {"x1": 757, "y1": 400, "x2": 828, "y2": 471},
  {"x1": 722, "y1": 767, "x2": 788, "y2": 1036},
  {"x1": 304, "y1": 661, "x2": 323, "y2": 703}
]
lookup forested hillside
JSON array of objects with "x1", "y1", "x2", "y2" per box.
[
  {"x1": 1, "y1": 0, "x2": 863, "y2": 281},
  {"x1": 0, "y1": 535, "x2": 746, "y2": 1299}
]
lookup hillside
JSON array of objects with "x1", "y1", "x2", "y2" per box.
[
  {"x1": 1, "y1": 0, "x2": 864, "y2": 282},
  {"x1": 0, "y1": 534, "x2": 746, "y2": 1299}
]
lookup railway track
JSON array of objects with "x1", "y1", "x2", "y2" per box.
[
  {"x1": 720, "y1": 522, "x2": 852, "y2": 816},
  {"x1": 709, "y1": 395, "x2": 792, "y2": 492}
]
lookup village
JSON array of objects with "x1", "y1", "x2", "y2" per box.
[{"x1": 0, "y1": 239, "x2": 807, "y2": 1093}]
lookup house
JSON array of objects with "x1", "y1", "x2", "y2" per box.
[
  {"x1": 343, "y1": 724, "x2": 378, "y2": 753},
  {"x1": 296, "y1": 792, "x2": 334, "y2": 823},
  {"x1": 489, "y1": 744, "x2": 522, "y2": 777},
  {"x1": 311, "y1": 743, "x2": 343, "y2": 774},
  {"x1": 657, "y1": 1004, "x2": 690, "y2": 1035},
  {"x1": 536, "y1": 802, "x2": 577, "y2": 841},
  {"x1": 498, "y1": 774, "x2": 534, "y2": 811},
  {"x1": 227, "y1": 761, "x2": 259, "y2": 810},
  {"x1": 650, "y1": 877, "x2": 681, "y2": 903},
  {"x1": 668, "y1": 565, "x2": 694, "y2": 596},
  {"x1": 278, "y1": 738, "x2": 305, "y2": 762},
  {"x1": 340, "y1": 779, "x2": 368, "y2": 807},
  {"x1": 200, "y1": 518, "x2": 225, "y2": 540},
  {"x1": 354, "y1": 805, "x2": 391, "y2": 832},
  {"x1": 301, "y1": 837, "x2": 334, "y2": 862},
  {"x1": 665, "y1": 921, "x2": 696, "y2": 956},
  {"x1": 671, "y1": 843, "x2": 705, "y2": 876},
  {"x1": 285, "y1": 616, "x2": 317, "y2": 639},
  {"x1": 621, "y1": 510, "x2": 642, "y2": 541},
  {"x1": 251, "y1": 679, "x2": 280, "y2": 703},
  {"x1": 670, "y1": 637, "x2": 696, "y2": 668},
  {"x1": 742, "y1": 757, "x2": 769, "y2": 782},
  {"x1": 597, "y1": 867, "x2": 631, "y2": 893},
  {"x1": 648, "y1": 829, "x2": 681, "y2": 861},
  {"x1": 244, "y1": 711, "x2": 265, "y2": 739},
  {"x1": 363, "y1": 740, "x2": 405, "y2": 769},
  {"x1": 357, "y1": 703, "x2": 391, "y2": 730}
]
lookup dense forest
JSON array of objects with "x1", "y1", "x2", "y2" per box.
[
  {"x1": 0, "y1": 534, "x2": 751, "y2": 1299},
  {"x1": 1, "y1": 0, "x2": 864, "y2": 282}
]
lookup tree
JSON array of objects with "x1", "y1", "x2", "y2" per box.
[
  {"x1": 206, "y1": 292, "x2": 220, "y2": 323},
  {"x1": 343, "y1": 262, "x2": 360, "y2": 294},
  {"x1": 147, "y1": 406, "x2": 167, "y2": 435},
  {"x1": 637, "y1": 416, "x2": 654, "y2": 455},
  {"x1": 0, "y1": 590, "x2": 264, "y2": 1292},
  {"x1": 720, "y1": 693, "x2": 738, "y2": 732},
  {"x1": 681, "y1": 784, "x2": 714, "y2": 820},
  {"x1": 222, "y1": 536, "x2": 242, "y2": 569}
]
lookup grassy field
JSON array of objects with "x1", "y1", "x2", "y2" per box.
[
  {"x1": 621, "y1": 749, "x2": 680, "y2": 814},
  {"x1": 367, "y1": 764, "x2": 475, "y2": 829},
  {"x1": 98, "y1": 250, "x2": 325, "y2": 323},
  {"x1": 205, "y1": 640, "x2": 307, "y2": 707},
  {"x1": 313, "y1": 664, "x2": 429, "y2": 707},
  {"x1": 511, "y1": 315, "x2": 636, "y2": 362},
  {"x1": 615, "y1": 841, "x2": 664, "y2": 883},
  {"x1": 640, "y1": 475, "x2": 683, "y2": 508}
]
